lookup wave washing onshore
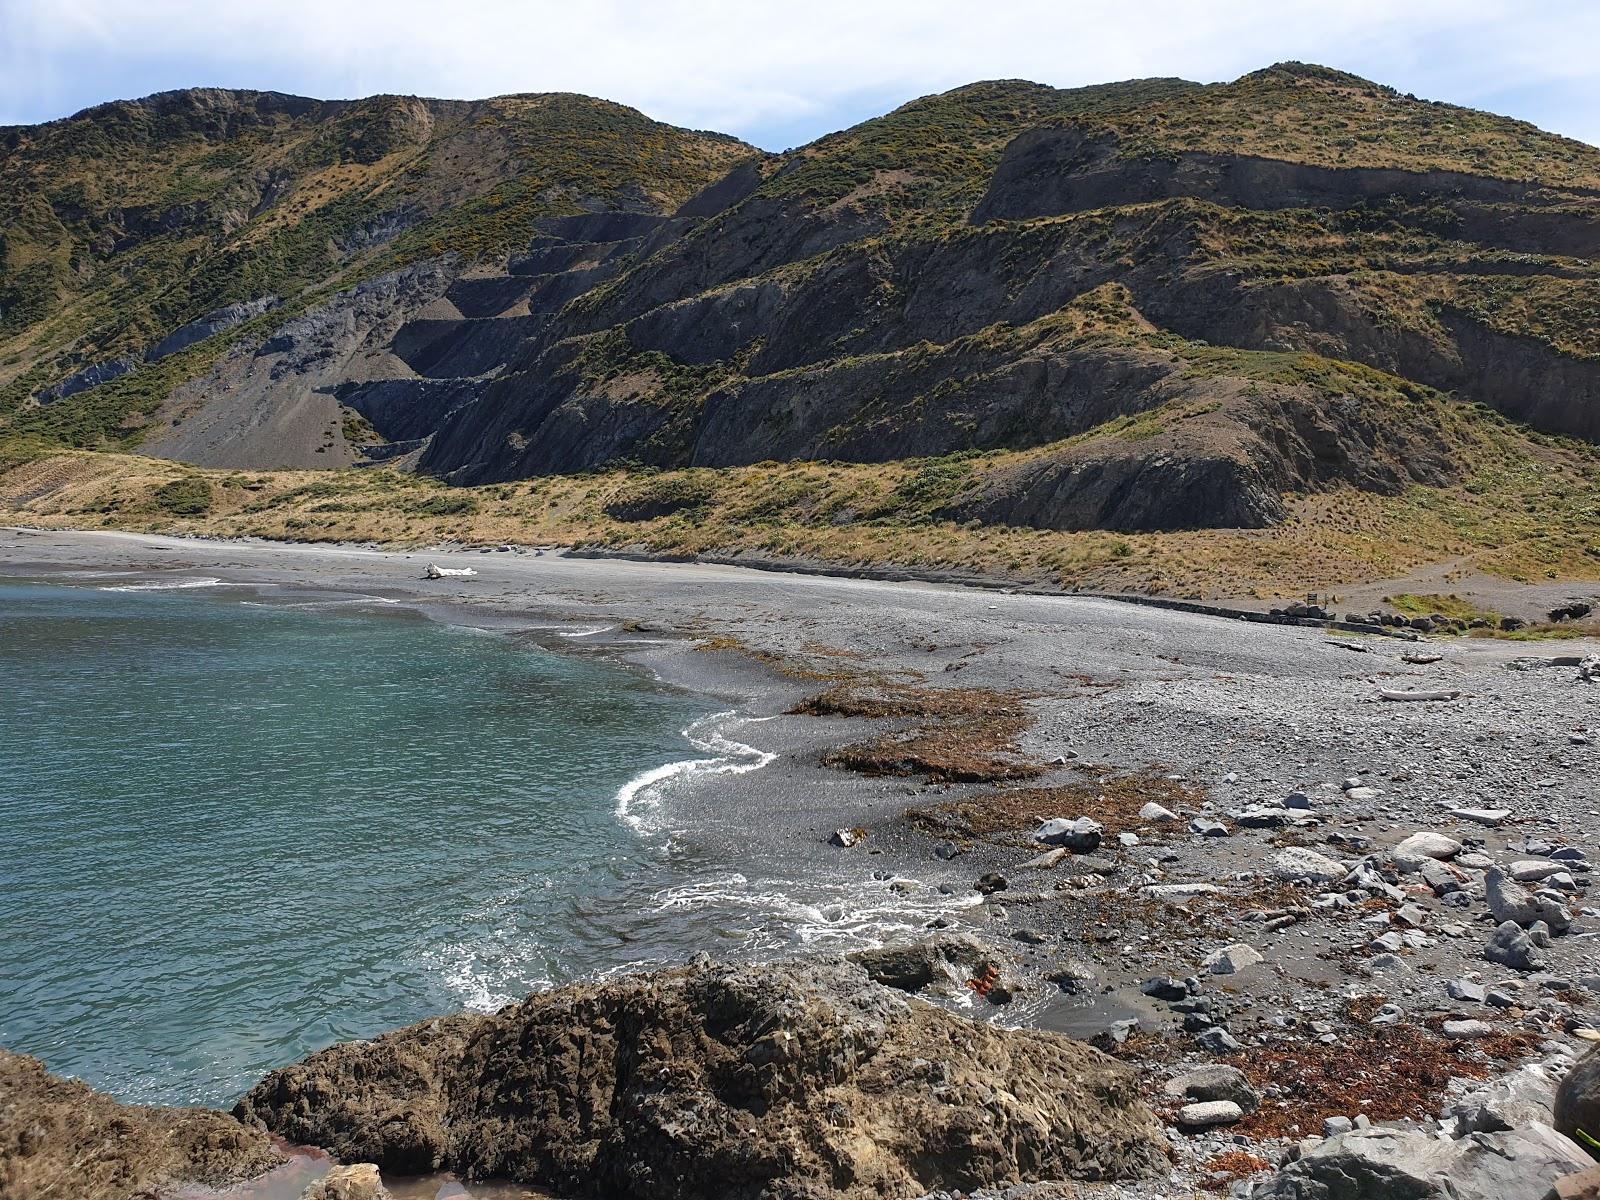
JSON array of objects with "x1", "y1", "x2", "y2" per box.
[
  {"x1": 97, "y1": 574, "x2": 225, "y2": 590},
  {"x1": 0, "y1": 568, "x2": 995, "y2": 1114},
  {"x1": 614, "y1": 710, "x2": 778, "y2": 836}
]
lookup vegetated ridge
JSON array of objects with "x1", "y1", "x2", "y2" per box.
[{"x1": 3, "y1": 64, "x2": 1600, "y2": 592}]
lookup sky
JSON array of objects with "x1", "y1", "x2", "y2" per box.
[{"x1": 3, "y1": 1, "x2": 1599, "y2": 152}]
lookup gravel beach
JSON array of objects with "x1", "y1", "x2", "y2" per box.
[{"x1": 5, "y1": 525, "x2": 1599, "y2": 1198}]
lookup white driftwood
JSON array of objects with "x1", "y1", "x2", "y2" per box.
[
  {"x1": 424, "y1": 563, "x2": 478, "y2": 579},
  {"x1": 1378, "y1": 688, "x2": 1460, "y2": 702},
  {"x1": 1020, "y1": 847, "x2": 1070, "y2": 870},
  {"x1": 1401, "y1": 652, "x2": 1443, "y2": 664}
]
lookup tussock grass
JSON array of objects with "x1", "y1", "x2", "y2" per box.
[{"x1": 2, "y1": 429, "x2": 1598, "y2": 605}]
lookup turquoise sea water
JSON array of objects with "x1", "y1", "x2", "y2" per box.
[{"x1": 0, "y1": 578, "x2": 728, "y2": 1106}]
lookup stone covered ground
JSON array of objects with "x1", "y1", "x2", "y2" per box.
[
  {"x1": 731, "y1": 559, "x2": 1600, "y2": 1196},
  {"x1": 869, "y1": 641, "x2": 1600, "y2": 1196},
  {"x1": 2, "y1": 528, "x2": 1598, "y2": 1198}
]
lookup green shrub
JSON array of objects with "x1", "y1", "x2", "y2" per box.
[
  {"x1": 604, "y1": 475, "x2": 714, "y2": 521},
  {"x1": 409, "y1": 493, "x2": 479, "y2": 516},
  {"x1": 150, "y1": 477, "x2": 213, "y2": 516}
]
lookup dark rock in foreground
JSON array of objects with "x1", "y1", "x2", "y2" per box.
[
  {"x1": 0, "y1": 1049, "x2": 282, "y2": 1200},
  {"x1": 235, "y1": 956, "x2": 1168, "y2": 1199}
]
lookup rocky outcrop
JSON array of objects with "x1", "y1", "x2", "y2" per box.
[
  {"x1": 39, "y1": 296, "x2": 282, "y2": 405},
  {"x1": 135, "y1": 205, "x2": 715, "y2": 471},
  {"x1": 971, "y1": 124, "x2": 1574, "y2": 225},
  {"x1": 333, "y1": 376, "x2": 488, "y2": 445},
  {"x1": 42, "y1": 356, "x2": 138, "y2": 403},
  {"x1": 390, "y1": 315, "x2": 548, "y2": 379},
  {"x1": 0, "y1": 1049, "x2": 282, "y2": 1200},
  {"x1": 965, "y1": 449, "x2": 1280, "y2": 532},
  {"x1": 235, "y1": 956, "x2": 1167, "y2": 1199},
  {"x1": 301, "y1": 1162, "x2": 390, "y2": 1200},
  {"x1": 144, "y1": 296, "x2": 280, "y2": 362},
  {"x1": 942, "y1": 381, "x2": 1457, "y2": 533},
  {"x1": 847, "y1": 934, "x2": 1016, "y2": 1001},
  {"x1": 1556, "y1": 1038, "x2": 1600, "y2": 1150},
  {"x1": 1249, "y1": 1122, "x2": 1592, "y2": 1200},
  {"x1": 1139, "y1": 271, "x2": 1600, "y2": 444}
]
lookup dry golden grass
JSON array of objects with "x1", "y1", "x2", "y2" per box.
[{"x1": 1, "y1": 436, "x2": 1597, "y2": 607}]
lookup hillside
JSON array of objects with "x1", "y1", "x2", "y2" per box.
[
  {"x1": 2, "y1": 64, "x2": 1599, "y2": 587},
  {"x1": 0, "y1": 88, "x2": 752, "y2": 448},
  {"x1": 414, "y1": 63, "x2": 1600, "y2": 533}
]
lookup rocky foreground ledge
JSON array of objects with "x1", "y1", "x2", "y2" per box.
[
  {"x1": 231, "y1": 940, "x2": 1600, "y2": 1200},
  {"x1": 232, "y1": 955, "x2": 1168, "y2": 1198},
  {"x1": 5, "y1": 950, "x2": 1600, "y2": 1199},
  {"x1": 0, "y1": 1050, "x2": 282, "y2": 1199}
]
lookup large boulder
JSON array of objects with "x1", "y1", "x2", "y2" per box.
[
  {"x1": 1486, "y1": 920, "x2": 1547, "y2": 972},
  {"x1": 1488, "y1": 870, "x2": 1573, "y2": 933},
  {"x1": 0, "y1": 1049, "x2": 281, "y2": 1199},
  {"x1": 1271, "y1": 847, "x2": 1346, "y2": 882},
  {"x1": 1446, "y1": 1060, "x2": 1563, "y2": 1136},
  {"x1": 1250, "y1": 1122, "x2": 1591, "y2": 1200},
  {"x1": 848, "y1": 934, "x2": 1010, "y2": 1001},
  {"x1": 237, "y1": 956, "x2": 1168, "y2": 1200},
  {"x1": 301, "y1": 1163, "x2": 390, "y2": 1200},
  {"x1": 1556, "y1": 1040, "x2": 1600, "y2": 1154},
  {"x1": 1489, "y1": 869, "x2": 1545, "y2": 927},
  {"x1": 1163, "y1": 1064, "x2": 1260, "y2": 1112},
  {"x1": 1394, "y1": 832, "x2": 1462, "y2": 862},
  {"x1": 1034, "y1": 817, "x2": 1103, "y2": 853}
]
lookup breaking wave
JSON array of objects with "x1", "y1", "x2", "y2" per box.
[
  {"x1": 648, "y1": 871, "x2": 984, "y2": 956},
  {"x1": 97, "y1": 576, "x2": 224, "y2": 592},
  {"x1": 614, "y1": 711, "x2": 776, "y2": 835}
]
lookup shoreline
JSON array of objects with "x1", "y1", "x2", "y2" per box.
[
  {"x1": 0, "y1": 528, "x2": 1001, "y2": 1066},
  {"x1": 0, "y1": 526, "x2": 964, "y2": 875},
  {"x1": 5, "y1": 525, "x2": 1599, "y2": 1198},
  {"x1": 16, "y1": 518, "x2": 1600, "y2": 625}
]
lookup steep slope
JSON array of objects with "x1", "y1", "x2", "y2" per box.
[
  {"x1": 409, "y1": 64, "x2": 1600, "y2": 532},
  {"x1": 5, "y1": 65, "x2": 1600, "y2": 534},
  {"x1": 0, "y1": 87, "x2": 753, "y2": 457}
]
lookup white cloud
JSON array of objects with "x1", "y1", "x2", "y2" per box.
[{"x1": 2, "y1": 0, "x2": 1597, "y2": 149}]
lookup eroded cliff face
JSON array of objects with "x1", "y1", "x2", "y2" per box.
[
  {"x1": 0, "y1": 87, "x2": 754, "y2": 449},
  {"x1": 970, "y1": 124, "x2": 1589, "y2": 224},
  {"x1": 409, "y1": 104, "x2": 1600, "y2": 526},
  {"x1": 942, "y1": 379, "x2": 1460, "y2": 533},
  {"x1": 142, "y1": 260, "x2": 463, "y2": 468}
]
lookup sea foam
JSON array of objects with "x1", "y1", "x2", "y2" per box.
[
  {"x1": 614, "y1": 711, "x2": 776, "y2": 835},
  {"x1": 98, "y1": 576, "x2": 224, "y2": 591}
]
